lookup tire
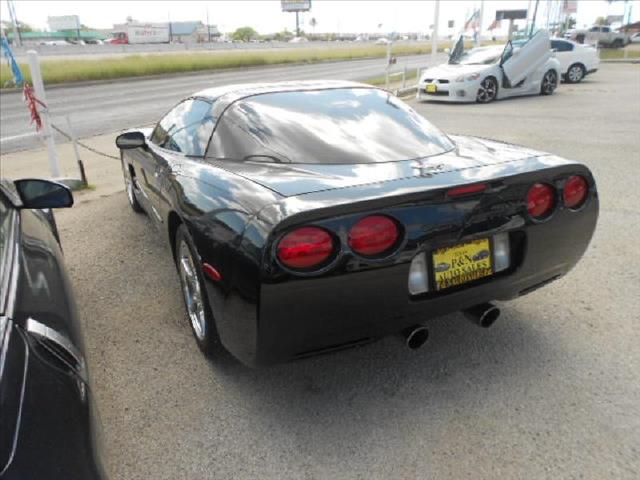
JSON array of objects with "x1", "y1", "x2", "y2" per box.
[
  {"x1": 124, "y1": 169, "x2": 144, "y2": 213},
  {"x1": 612, "y1": 39, "x2": 623, "y2": 48},
  {"x1": 476, "y1": 77, "x2": 498, "y2": 103},
  {"x1": 566, "y1": 63, "x2": 585, "y2": 84},
  {"x1": 175, "y1": 224, "x2": 222, "y2": 357},
  {"x1": 540, "y1": 70, "x2": 558, "y2": 95}
]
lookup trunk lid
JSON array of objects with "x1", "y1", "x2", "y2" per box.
[{"x1": 210, "y1": 135, "x2": 549, "y2": 197}]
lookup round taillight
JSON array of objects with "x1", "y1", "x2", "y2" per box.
[
  {"x1": 348, "y1": 215, "x2": 400, "y2": 257},
  {"x1": 277, "y1": 227, "x2": 334, "y2": 270},
  {"x1": 527, "y1": 183, "x2": 556, "y2": 219},
  {"x1": 563, "y1": 175, "x2": 588, "y2": 209}
]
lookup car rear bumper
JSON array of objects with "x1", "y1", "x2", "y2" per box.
[{"x1": 249, "y1": 197, "x2": 598, "y2": 366}]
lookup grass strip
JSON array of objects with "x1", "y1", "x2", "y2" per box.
[
  {"x1": 598, "y1": 49, "x2": 640, "y2": 60},
  {"x1": 1, "y1": 43, "x2": 439, "y2": 88}
]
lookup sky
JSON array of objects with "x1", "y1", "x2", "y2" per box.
[{"x1": 1, "y1": 0, "x2": 638, "y2": 35}]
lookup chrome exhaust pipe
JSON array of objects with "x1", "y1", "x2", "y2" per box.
[
  {"x1": 463, "y1": 303, "x2": 500, "y2": 328},
  {"x1": 402, "y1": 325, "x2": 429, "y2": 350}
]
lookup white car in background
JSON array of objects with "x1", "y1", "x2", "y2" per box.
[
  {"x1": 417, "y1": 30, "x2": 561, "y2": 104},
  {"x1": 551, "y1": 38, "x2": 599, "y2": 83}
]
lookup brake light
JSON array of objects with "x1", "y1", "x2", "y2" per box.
[
  {"x1": 527, "y1": 183, "x2": 555, "y2": 219},
  {"x1": 348, "y1": 215, "x2": 400, "y2": 257},
  {"x1": 447, "y1": 183, "x2": 488, "y2": 197},
  {"x1": 277, "y1": 227, "x2": 334, "y2": 270},
  {"x1": 563, "y1": 175, "x2": 588, "y2": 209}
]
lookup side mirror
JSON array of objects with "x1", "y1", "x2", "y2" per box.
[
  {"x1": 15, "y1": 179, "x2": 74, "y2": 209},
  {"x1": 444, "y1": 47, "x2": 451, "y2": 54},
  {"x1": 116, "y1": 131, "x2": 146, "y2": 150}
]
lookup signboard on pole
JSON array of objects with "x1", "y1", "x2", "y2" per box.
[
  {"x1": 564, "y1": 1, "x2": 578, "y2": 15},
  {"x1": 281, "y1": 0, "x2": 311, "y2": 12},
  {"x1": 495, "y1": 10, "x2": 527, "y2": 21},
  {"x1": 48, "y1": 15, "x2": 81, "y2": 31}
]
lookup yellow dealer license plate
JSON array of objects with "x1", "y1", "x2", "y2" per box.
[
  {"x1": 433, "y1": 238, "x2": 493, "y2": 290},
  {"x1": 426, "y1": 84, "x2": 437, "y2": 93}
]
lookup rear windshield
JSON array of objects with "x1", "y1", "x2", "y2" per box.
[{"x1": 206, "y1": 88, "x2": 454, "y2": 164}]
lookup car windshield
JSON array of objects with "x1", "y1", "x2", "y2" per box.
[
  {"x1": 452, "y1": 47, "x2": 502, "y2": 65},
  {"x1": 207, "y1": 87, "x2": 454, "y2": 164}
]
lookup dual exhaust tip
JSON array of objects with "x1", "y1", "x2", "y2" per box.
[{"x1": 402, "y1": 303, "x2": 500, "y2": 350}]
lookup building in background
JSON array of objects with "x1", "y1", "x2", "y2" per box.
[{"x1": 109, "y1": 21, "x2": 220, "y2": 44}]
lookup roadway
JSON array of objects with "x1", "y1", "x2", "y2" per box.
[{"x1": 0, "y1": 54, "x2": 439, "y2": 153}]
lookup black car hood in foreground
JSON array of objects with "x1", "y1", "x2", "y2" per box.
[{"x1": 206, "y1": 135, "x2": 551, "y2": 197}]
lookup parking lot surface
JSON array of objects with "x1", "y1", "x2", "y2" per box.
[{"x1": 53, "y1": 64, "x2": 639, "y2": 479}]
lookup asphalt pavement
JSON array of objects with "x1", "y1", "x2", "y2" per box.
[
  {"x1": 19, "y1": 64, "x2": 640, "y2": 479},
  {"x1": 0, "y1": 53, "x2": 438, "y2": 153}
]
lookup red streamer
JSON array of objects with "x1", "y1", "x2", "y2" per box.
[{"x1": 23, "y1": 84, "x2": 47, "y2": 132}]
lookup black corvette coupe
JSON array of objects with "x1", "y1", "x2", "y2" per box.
[
  {"x1": 0, "y1": 179, "x2": 105, "y2": 479},
  {"x1": 116, "y1": 80, "x2": 598, "y2": 366}
]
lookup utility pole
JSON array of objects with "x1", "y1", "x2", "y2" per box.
[
  {"x1": 296, "y1": 11, "x2": 300, "y2": 37},
  {"x1": 530, "y1": 0, "x2": 540, "y2": 38},
  {"x1": 206, "y1": 8, "x2": 211, "y2": 42},
  {"x1": 431, "y1": 0, "x2": 440, "y2": 66},
  {"x1": 7, "y1": 0, "x2": 22, "y2": 47},
  {"x1": 476, "y1": 0, "x2": 484, "y2": 47}
]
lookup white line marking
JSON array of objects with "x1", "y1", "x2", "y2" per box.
[{"x1": 0, "y1": 132, "x2": 39, "y2": 143}]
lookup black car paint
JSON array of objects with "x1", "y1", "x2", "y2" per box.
[
  {"x1": 120, "y1": 82, "x2": 598, "y2": 366},
  {"x1": 0, "y1": 183, "x2": 105, "y2": 479}
]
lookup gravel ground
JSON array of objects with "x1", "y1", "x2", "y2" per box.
[{"x1": 54, "y1": 63, "x2": 640, "y2": 480}]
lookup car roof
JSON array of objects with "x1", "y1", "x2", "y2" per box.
[
  {"x1": 194, "y1": 80, "x2": 379, "y2": 123},
  {"x1": 193, "y1": 80, "x2": 372, "y2": 105}
]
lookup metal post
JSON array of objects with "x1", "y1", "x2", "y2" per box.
[
  {"x1": 207, "y1": 8, "x2": 211, "y2": 43},
  {"x1": 66, "y1": 116, "x2": 87, "y2": 187},
  {"x1": 402, "y1": 65, "x2": 407, "y2": 89},
  {"x1": 26, "y1": 50, "x2": 61, "y2": 178},
  {"x1": 385, "y1": 41, "x2": 391, "y2": 89},
  {"x1": 431, "y1": 0, "x2": 440, "y2": 65},
  {"x1": 296, "y1": 12, "x2": 300, "y2": 37},
  {"x1": 476, "y1": 0, "x2": 484, "y2": 47}
]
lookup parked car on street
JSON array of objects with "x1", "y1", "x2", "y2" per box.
[
  {"x1": 551, "y1": 38, "x2": 599, "y2": 83},
  {"x1": 417, "y1": 30, "x2": 561, "y2": 103},
  {"x1": 0, "y1": 179, "x2": 106, "y2": 479},
  {"x1": 630, "y1": 32, "x2": 640, "y2": 44},
  {"x1": 564, "y1": 25, "x2": 629, "y2": 47},
  {"x1": 115, "y1": 79, "x2": 598, "y2": 366}
]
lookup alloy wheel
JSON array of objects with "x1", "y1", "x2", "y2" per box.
[
  {"x1": 178, "y1": 240, "x2": 206, "y2": 341},
  {"x1": 542, "y1": 71, "x2": 557, "y2": 95},
  {"x1": 477, "y1": 78, "x2": 497, "y2": 103},
  {"x1": 567, "y1": 65, "x2": 584, "y2": 83}
]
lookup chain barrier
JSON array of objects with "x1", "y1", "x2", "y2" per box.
[{"x1": 50, "y1": 123, "x2": 121, "y2": 160}]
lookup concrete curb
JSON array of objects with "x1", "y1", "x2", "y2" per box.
[
  {"x1": 600, "y1": 59, "x2": 640, "y2": 64},
  {"x1": 55, "y1": 177, "x2": 86, "y2": 191}
]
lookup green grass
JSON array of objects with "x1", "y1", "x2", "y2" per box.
[
  {"x1": 1, "y1": 43, "x2": 442, "y2": 88},
  {"x1": 599, "y1": 48, "x2": 640, "y2": 60}
]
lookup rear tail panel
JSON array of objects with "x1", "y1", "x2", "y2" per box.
[{"x1": 253, "y1": 157, "x2": 597, "y2": 364}]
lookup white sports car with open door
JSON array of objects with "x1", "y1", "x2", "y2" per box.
[{"x1": 417, "y1": 30, "x2": 561, "y2": 103}]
